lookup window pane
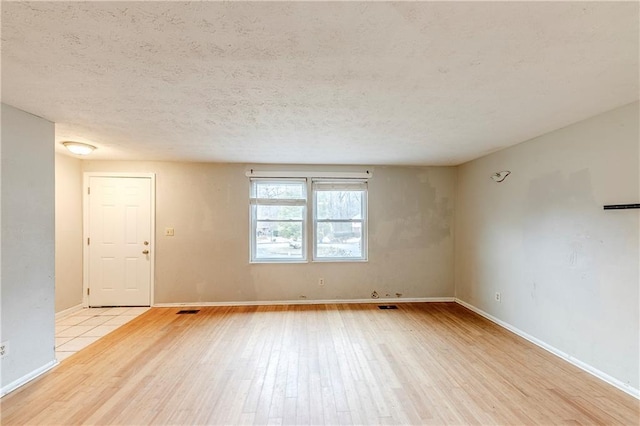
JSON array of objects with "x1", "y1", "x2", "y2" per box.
[
  {"x1": 256, "y1": 205, "x2": 304, "y2": 220},
  {"x1": 316, "y1": 190, "x2": 363, "y2": 220},
  {"x1": 256, "y1": 221, "x2": 303, "y2": 259},
  {"x1": 254, "y1": 182, "x2": 305, "y2": 199},
  {"x1": 316, "y1": 222, "x2": 363, "y2": 258}
]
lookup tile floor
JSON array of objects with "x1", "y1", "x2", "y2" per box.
[{"x1": 55, "y1": 307, "x2": 150, "y2": 362}]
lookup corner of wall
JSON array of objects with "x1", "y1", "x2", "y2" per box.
[{"x1": 1, "y1": 104, "x2": 56, "y2": 390}]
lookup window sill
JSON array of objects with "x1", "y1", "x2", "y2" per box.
[
  {"x1": 250, "y1": 260, "x2": 308, "y2": 264},
  {"x1": 312, "y1": 258, "x2": 368, "y2": 263}
]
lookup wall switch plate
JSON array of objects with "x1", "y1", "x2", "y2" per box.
[{"x1": 165, "y1": 227, "x2": 175, "y2": 236}]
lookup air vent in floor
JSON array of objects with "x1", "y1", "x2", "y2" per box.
[
  {"x1": 176, "y1": 309, "x2": 200, "y2": 314},
  {"x1": 378, "y1": 305, "x2": 398, "y2": 310}
]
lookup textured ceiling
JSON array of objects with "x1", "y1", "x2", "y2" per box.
[{"x1": 2, "y1": 1, "x2": 638, "y2": 165}]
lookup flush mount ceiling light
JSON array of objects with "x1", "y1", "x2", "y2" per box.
[
  {"x1": 490, "y1": 171, "x2": 511, "y2": 183},
  {"x1": 62, "y1": 141, "x2": 96, "y2": 155}
]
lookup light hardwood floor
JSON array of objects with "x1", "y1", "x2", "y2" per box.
[{"x1": 1, "y1": 303, "x2": 638, "y2": 425}]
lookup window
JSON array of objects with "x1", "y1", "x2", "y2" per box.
[
  {"x1": 249, "y1": 175, "x2": 369, "y2": 263},
  {"x1": 313, "y1": 180, "x2": 367, "y2": 261},
  {"x1": 250, "y1": 179, "x2": 307, "y2": 262}
]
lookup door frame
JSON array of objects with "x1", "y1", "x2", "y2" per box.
[{"x1": 82, "y1": 172, "x2": 156, "y2": 307}]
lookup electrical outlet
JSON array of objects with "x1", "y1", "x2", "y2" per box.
[
  {"x1": 319, "y1": 278, "x2": 325, "y2": 286},
  {"x1": 0, "y1": 341, "x2": 9, "y2": 359},
  {"x1": 495, "y1": 292, "x2": 501, "y2": 302},
  {"x1": 165, "y1": 227, "x2": 175, "y2": 236}
]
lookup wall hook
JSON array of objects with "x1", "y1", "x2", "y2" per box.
[{"x1": 491, "y1": 171, "x2": 511, "y2": 183}]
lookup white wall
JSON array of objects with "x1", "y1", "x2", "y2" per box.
[
  {"x1": 55, "y1": 153, "x2": 83, "y2": 312},
  {"x1": 455, "y1": 102, "x2": 639, "y2": 392},
  {"x1": 1, "y1": 104, "x2": 56, "y2": 394},
  {"x1": 81, "y1": 162, "x2": 457, "y2": 303}
]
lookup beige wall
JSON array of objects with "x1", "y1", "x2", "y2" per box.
[
  {"x1": 455, "y1": 102, "x2": 639, "y2": 391},
  {"x1": 81, "y1": 162, "x2": 457, "y2": 303},
  {"x1": 1, "y1": 104, "x2": 55, "y2": 393},
  {"x1": 55, "y1": 153, "x2": 83, "y2": 312}
]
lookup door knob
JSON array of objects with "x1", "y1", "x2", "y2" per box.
[
  {"x1": 142, "y1": 250, "x2": 149, "y2": 255},
  {"x1": 144, "y1": 241, "x2": 149, "y2": 245}
]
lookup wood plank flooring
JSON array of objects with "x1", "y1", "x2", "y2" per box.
[{"x1": 1, "y1": 303, "x2": 638, "y2": 425}]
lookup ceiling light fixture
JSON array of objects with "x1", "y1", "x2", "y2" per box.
[
  {"x1": 62, "y1": 141, "x2": 96, "y2": 155},
  {"x1": 490, "y1": 171, "x2": 511, "y2": 183}
]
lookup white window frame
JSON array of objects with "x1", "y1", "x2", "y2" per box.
[
  {"x1": 249, "y1": 178, "x2": 307, "y2": 263},
  {"x1": 312, "y1": 179, "x2": 368, "y2": 262}
]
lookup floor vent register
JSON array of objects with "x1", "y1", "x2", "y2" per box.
[{"x1": 176, "y1": 309, "x2": 200, "y2": 314}]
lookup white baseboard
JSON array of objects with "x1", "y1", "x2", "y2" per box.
[
  {"x1": 454, "y1": 298, "x2": 640, "y2": 400},
  {"x1": 1, "y1": 359, "x2": 58, "y2": 397},
  {"x1": 154, "y1": 297, "x2": 454, "y2": 308},
  {"x1": 55, "y1": 303, "x2": 83, "y2": 320}
]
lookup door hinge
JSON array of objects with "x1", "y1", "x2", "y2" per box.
[
  {"x1": 87, "y1": 187, "x2": 91, "y2": 195},
  {"x1": 87, "y1": 237, "x2": 90, "y2": 245},
  {"x1": 87, "y1": 288, "x2": 90, "y2": 295}
]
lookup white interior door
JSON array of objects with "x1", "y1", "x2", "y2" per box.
[{"x1": 87, "y1": 176, "x2": 152, "y2": 306}]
